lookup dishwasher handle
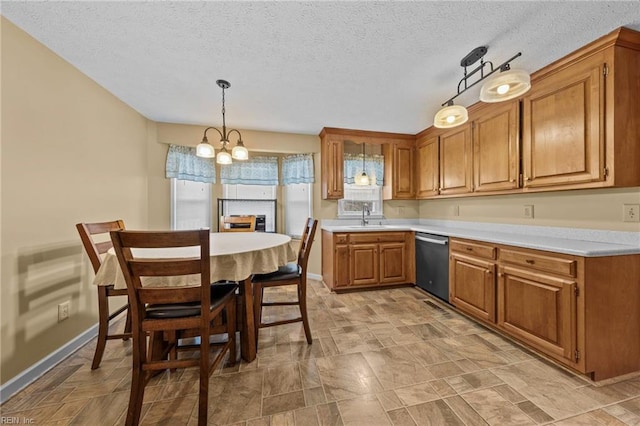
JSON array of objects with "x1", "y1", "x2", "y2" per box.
[{"x1": 415, "y1": 235, "x2": 448, "y2": 245}]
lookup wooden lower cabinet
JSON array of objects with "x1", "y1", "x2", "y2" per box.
[
  {"x1": 350, "y1": 243, "x2": 379, "y2": 286},
  {"x1": 322, "y1": 230, "x2": 415, "y2": 291},
  {"x1": 450, "y1": 253, "x2": 495, "y2": 323},
  {"x1": 448, "y1": 237, "x2": 640, "y2": 380},
  {"x1": 497, "y1": 265, "x2": 577, "y2": 364}
]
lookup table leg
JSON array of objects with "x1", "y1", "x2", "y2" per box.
[{"x1": 239, "y1": 277, "x2": 256, "y2": 362}]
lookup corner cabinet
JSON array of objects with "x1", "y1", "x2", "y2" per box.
[
  {"x1": 415, "y1": 133, "x2": 439, "y2": 198},
  {"x1": 448, "y1": 237, "x2": 640, "y2": 381},
  {"x1": 322, "y1": 230, "x2": 415, "y2": 291}
]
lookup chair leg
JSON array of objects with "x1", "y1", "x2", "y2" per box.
[
  {"x1": 126, "y1": 330, "x2": 147, "y2": 426},
  {"x1": 299, "y1": 283, "x2": 312, "y2": 344},
  {"x1": 92, "y1": 286, "x2": 110, "y2": 370},
  {"x1": 252, "y1": 283, "x2": 264, "y2": 346},
  {"x1": 123, "y1": 304, "x2": 132, "y2": 341},
  {"x1": 198, "y1": 327, "x2": 209, "y2": 426},
  {"x1": 227, "y1": 298, "x2": 237, "y2": 365}
]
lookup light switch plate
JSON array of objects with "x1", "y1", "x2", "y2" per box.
[{"x1": 523, "y1": 205, "x2": 534, "y2": 219}]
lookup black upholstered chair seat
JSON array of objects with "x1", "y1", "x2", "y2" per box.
[
  {"x1": 146, "y1": 283, "x2": 238, "y2": 319},
  {"x1": 252, "y1": 263, "x2": 301, "y2": 283}
]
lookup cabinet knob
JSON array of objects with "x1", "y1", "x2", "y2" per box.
[
  {"x1": 466, "y1": 247, "x2": 473, "y2": 251},
  {"x1": 524, "y1": 176, "x2": 531, "y2": 181},
  {"x1": 509, "y1": 179, "x2": 515, "y2": 183},
  {"x1": 526, "y1": 259, "x2": 535, "y2": 265}
]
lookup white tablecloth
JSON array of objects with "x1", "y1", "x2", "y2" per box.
[{"x1": 93, "y1": 233, "x2": 297, "y2": 290}]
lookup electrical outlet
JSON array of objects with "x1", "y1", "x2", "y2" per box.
[
  {"x1": 523, "y1": 205, "x2": 534, "y2": 219},
  {"x1": 453, "y1": 205, "x2": 460, "y2": 216},
  {"x1": 623, "y1": 204, "x2": 640, "y2": 222},
  {"x1": 58, "y1": 301, "x2": 70, "y2": 322}
]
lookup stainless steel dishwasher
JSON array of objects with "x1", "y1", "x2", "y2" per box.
[{"x1": 415, "y1": 233, "x2": 450, "y2": 302}]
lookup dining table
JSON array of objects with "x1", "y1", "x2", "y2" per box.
[{"x1": 93, "y1": 232, "x2": 297, "y2": 362}]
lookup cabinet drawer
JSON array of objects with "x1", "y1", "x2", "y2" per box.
[
  {"x1": 450, "y1": 239, "x2": 496, "y2": 260},
  {"x1": 499, "y1": 248, "x2": 577, "y2": 278},
  {"x1": 335, "y1": 234, "x2": 348, "y2": 244},
  {"x1": 349, "y1": 232, "x2": 406, "y2": 244}
]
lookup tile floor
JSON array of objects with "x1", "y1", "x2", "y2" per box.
[{"x1": 2, "y1": 280, "x2": 640, "y2": 425}]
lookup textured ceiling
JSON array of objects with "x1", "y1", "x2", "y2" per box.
[{"x1": 3, "y1": 1, "x2": 640, "y2": 135}]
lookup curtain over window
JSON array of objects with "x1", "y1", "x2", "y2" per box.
[
  {"x1": 282, "y1": 153, "x2": 315, "y2": 185},
  {"x1": 165, "y1": 144, "x2": 216, "y2": 183},
  {"x1": 344, "y1": 153, "x2": 384, "y2": 186},
  {"x1": 220, "y1": 156, "x2": 279, "y2": 185}
]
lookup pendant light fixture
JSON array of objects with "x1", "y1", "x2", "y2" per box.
[
  {"x1": 434, "y1": 47, "x2": 529, "y2": 128},
  {"x1": 354, "y1": 144, "x2": 370, "y2": 186},
  {"x1": 196, "y1": 79, "x2": 248, "y2": 164}
]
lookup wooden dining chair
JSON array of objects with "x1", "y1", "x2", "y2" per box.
[
  {"x1": 110, "y1": 229, "x2": 237, "y2": 426},
  {"x1": 76, "y1": 220, "x2": 132, "y2": 370},
  {"x1": 252, "y1": 218, "x2": 318, "y2": 344},
  {"x1": 219, "y1": 215, "x2": 256, "y2": 232}
]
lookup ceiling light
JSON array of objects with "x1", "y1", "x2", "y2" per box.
[
  {"x1": 196, "y1": 79, "x2": 248, "y2": 164},
  {"x1": 434, "y1": 103, "x2": 469, "y2": 129},
  {"x1": 435, "y1": 47, "x2": 528, "y2": 128},
  {"x1": 479, "y1": 68, "x2": 531, "y2": 102}
]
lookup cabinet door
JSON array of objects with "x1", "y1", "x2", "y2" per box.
[
  {"x1": 321, "y1": 138, "x2": 344, "y2": 199},
  {"x1": 349, "y1": 243, "x2": 379, "y2": 286},
  {"x1": 473, "y1": 102, "x2": 520, "y2": 192},
  {"x1": 334, "y1": 244, "x2": 350, "y2": 288},
  {"x1": 416, "y1": 136, "x2": 440, "y2": 198},
  {"x1": 522, "y1": 54, "x2": 605, "y2": 188},
  {"x1": 393, "y1": 144, "x2": 415, "y2": 199},
  {"x1": 384, "y1": 143, "x2": 415, "y2": 200},
  {"x1": 439, "y1": 123, "x2": 473, "y2": 195},
  {"x1": 379, "y1": 242, "x2": 407, "y2": 284},
  {"x1": 450, "y1": 253, "x2": 496, "y2": 322},
  {"x1": 497, "y1": 266, "x2": 577, "y2": 364}
]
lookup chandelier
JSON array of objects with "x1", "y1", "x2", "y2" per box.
[
  {"x1": 434, "y1": 47, "x2": 530, "y2": 129},
  {"x1": 196, "y1": 79, "x2": 248, "y2": 164}
]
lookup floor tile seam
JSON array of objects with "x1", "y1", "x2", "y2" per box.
[
  {"x1": 456, "y1": 388, "x2": 543, "y2": 425},
  {"x1": 531, "y1": 397, "x2": 636, "y2": 426},
  {"x1": 441, "y1": 393, "x2": 487, "y2": 426}
]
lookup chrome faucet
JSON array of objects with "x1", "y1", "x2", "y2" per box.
[{"x1": 361, "y1": 203, "x2": 370, "y2": 226}]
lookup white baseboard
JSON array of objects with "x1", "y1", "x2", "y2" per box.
[
  {"x1": 0, "y1": 323, "x2": 98, "y2": 404},
  {"x1": 308, "y1": 272, "x2": 322, "y2": 281}
]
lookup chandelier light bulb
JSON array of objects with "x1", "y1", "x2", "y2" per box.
[
  {"x1": 434, "y1": 104, "x2": 469, "y2": 129},
  {"x1": 497, "y1": 84, "x2": 510, "y2": 95},
  {"x1": 196, "y1": 141, "x2": 215, "y2": 158},
  {"x1": 232, "y1": 143, "x2": 249, "y2": 160},
  {"x1": 216, "y1": 148, "x2": 232, "y2": 165},
  {"x1": 480, "y1": 69, "x2": 531, "y2": 103}
]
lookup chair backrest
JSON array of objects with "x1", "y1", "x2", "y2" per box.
[
  {"x1": 110, "y1": 229, "x2": 211, "y2": 308},
  {"x1": 297, "y1": 218, "x2": 318, "y2": 273},
  {"x1": 219, "y1": 215, "x2": 256, "y2": 232},
  {"x1": 76, "y1": 220, "x2": 126, "y2": 274}
]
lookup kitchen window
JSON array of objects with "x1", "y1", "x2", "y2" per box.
[
  {"x1": 171, "y1": 178, "x2": 212, "y2": 230},
  {"x1": 338, "y1": 184, "x2": 383, "y2": 217}
]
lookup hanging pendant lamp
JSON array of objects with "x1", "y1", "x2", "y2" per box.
[
  {"x1": 354, "y1": 144, "x2": 370, "y2": 186},
  {"x1": 196, "y1": 79, "x2": 249, "y2": 164}
]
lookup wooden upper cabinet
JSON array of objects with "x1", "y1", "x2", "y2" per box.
[
  {"x1": 319, "y1": 127, "x2": 415, "y2": 200},
  {"x1": 520, "y1": 27, "x2": 640, "y2": 190},
  {"x1": 320, "y1": 136, "x2": 344, "y2": 200},
  {"x1": 415, "y1": 134, "x2": 440, "y2": 199},
  {"x1": 383, "y1": 142, "x2": 415, "y2": 199},
  {"x1": 522, "y1": 53, "x2": 605, "y2": 188},
  {"x1": 439, "y1": 123, "x2": 473, "y2": 195},
  {"x1": 473, "y1": 101, "x2": 520, "y2": 192}
]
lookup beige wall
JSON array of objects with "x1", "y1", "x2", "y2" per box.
[
  {"x1": 152, "y1": 123, "x2": 330, "y2": 275},
  {"x1": 419, "y1": 187, "x2": 640, "y2": 232},
  {"x1": 1, "y1": 18, "x2": 150, "y2": 384}
]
